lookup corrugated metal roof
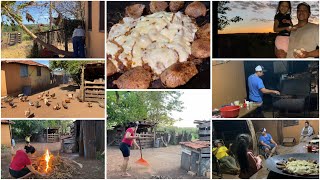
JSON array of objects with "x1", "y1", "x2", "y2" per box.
[
  {"x1": 180, "y1": 141, "x2": 210, "y2": 149},
  {"x1": 2, "y1": 60, "x2": 50, "y2": 69}
]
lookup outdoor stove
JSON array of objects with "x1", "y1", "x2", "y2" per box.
[{"x1": 179, "y1": 120, "x2": 211, "y2": 177}]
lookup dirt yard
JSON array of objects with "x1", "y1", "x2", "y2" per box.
[
  {"x1": 1, "y1": 84, "x2": 105, "y2": 118},
  {"x1": 107, "y1": 145, "x2": 207, "y2": 179},
  {"x1": 1, "y1": 40, "x2": 33, "y2": 58},
  {"x1": 1, "y1": 142, "x2": 105, "y2": 179}
]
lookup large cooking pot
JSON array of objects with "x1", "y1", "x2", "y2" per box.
[
  {"x1": 265, "y1": 153, "x2": 319, "y2": 178},
  {"x1": 107, "y1": 1, "x2": 210, "y2": 89}
]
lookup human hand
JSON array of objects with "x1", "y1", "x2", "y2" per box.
[
  {"x1": 275, "y1": 49, "x2": 287, "y2": 58},
  {"x1": 274, "y1": 91, "x2": 280, "y2": 95},
  {"x1": 293, "y1": 49, "x2": 309, "y2": 58}
]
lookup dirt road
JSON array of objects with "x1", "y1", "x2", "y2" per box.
[
  {"x1": 1, "y1": 84, "x2": 105, "y2": 118},
  {"x1": 1, "y1": 142, "x2": 104, "y2": 179},
  {"x1": 107, "y1": 145, "x2": 207, "y2": 179}
]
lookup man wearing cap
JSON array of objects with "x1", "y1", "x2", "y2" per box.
[
  {"x1": 247, "y1": 65, "x2": 280, "y2": 117},
  {"x1": 212, "y1": 140, "x2": 239, "y2": 174},
  {"x1": 259, "y1": 128, "x2": 278, "y2": 158},
  {"x1": 276, "y1": 2, "x2": 319, "y2": 58}
]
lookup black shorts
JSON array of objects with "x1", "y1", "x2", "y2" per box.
[
  {"x1": 9, "y1": 167, "x2": 31, "y2": 178},
  {"x1": 119, "y1": 142, "x2": 131, "y2": 157}
]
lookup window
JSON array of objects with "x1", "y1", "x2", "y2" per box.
[
  {"x1": 99, "y1": 1, "x2": 105, "y2": 31},
  {"x1": 37, "y1": 67, "x2": 41, "y2": 76},
  {"x1": 283, "y1": 120, "x2": 299, "y2": 127},
  {"x1": 88, "y1": 1, "x2": 92, "y2": 31},
  {"x1": 20, "y1": 64, "x2": 28, "y2": 77}
]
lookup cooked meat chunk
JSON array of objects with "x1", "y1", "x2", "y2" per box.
[
  {"x1": 160, "y1": 61, "x2": 198, "y2": 88},
  {"x1": 196, "y1": 23, "x2": 210, "y2": 39},
  {"x1": 191, "y1": 38, "x2": 210, "y2": 58},
  {"x1": 185, "y1": 2, "x2": 206, "y2": 18},
  {"x1": 125, "y1": 4, "x2": 145, "y2": 19},
  {"x1": 113, "y1": 66, "x2": 152, "y2": 89},
  {"x1": 150, "y1": 1, "x2": 168, "y2": 13},
  {"x1": 107, "y1": 60, "x2": 117, "y2": 77},
  {"x1": 169, "y1": 1, "x2": 184, "y2": 12}
]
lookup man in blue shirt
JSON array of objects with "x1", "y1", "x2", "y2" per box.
[
  {"x1": 248, "y1": 65, "x2": 280, "y2": 117},
  {"x1": 259, "y1": 128, "x2": 278, "y2": 158}
]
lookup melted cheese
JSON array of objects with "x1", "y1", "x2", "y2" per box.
[{"x1": 107, "y1": 11, "x2": 198, "y2": 75}]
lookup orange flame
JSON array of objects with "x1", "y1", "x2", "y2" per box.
[{"x1": 45, "y1": 149, "x2": 50, "y2": 172}]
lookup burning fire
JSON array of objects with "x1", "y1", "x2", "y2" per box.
[{"x1": 45, "y1": 149, "x2": 51, "y2": 172}]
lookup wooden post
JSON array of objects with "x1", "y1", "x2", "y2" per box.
[
  {"x1": 247, "y1": 120, "x2": 258, "y2": 154},
  {"x1": 83, "y1": 121, "x2": 96, "y2": 159},
  {"x1": 64, "y1": 20, "x2": 68, "y2": 52},
  {"x1": 81, "y1": 65, "x2": 85, "y2": 102},
  {"x1": 79, "y1": 121, "x2": 84, "y2": 156},
  {"x1": 46, "y1": 128, "x2": 49, "y2": 143}
]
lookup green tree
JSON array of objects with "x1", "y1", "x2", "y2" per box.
[
  {"x1": 11, "y1": 120, "x2": 73, "y2": 139},
  {"x1": 218, "y1": 1, "x2": 243, "y2": 31},
  {"x1": 107, "y1": 91, "x2": 184, "y2": 128},
  {"x1": 1, "y1": 1, "x2": 73, "y2": 56},
  {"x1": 49, "y1": 60, "x2": 103, "y2": 85}
]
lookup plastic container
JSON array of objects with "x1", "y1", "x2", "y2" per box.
[{"x1": 220, "y1": 105, "x2": 241, "y2": 118}]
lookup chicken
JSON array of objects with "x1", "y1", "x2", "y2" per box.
[
  {"x1": 98, "y1": 102, "x2": 105, "y2": 109},
  {"x1": 107, "y1": 60, "x2": 118, "y2": 77},
  {"x1": 88, "y1": 102, "x2": 93, "y2": 108},
  {"x1": 22, "y1": 96, "x2": 28, "y2": 102},
  {"x1": 38, "y1": 94, "x2": 42, "y2": 99},
  {"x1": 185, "y1": 1, "x2": 207, "y2": 18},
  {"x1": 65, "y1": 99, "x2": 71, "y2": 103},
  {"x1": 191, "y1": 38, "x2": 210, "y2": 58},
  {"x1": 28, "y1": 101, "x2": 34, "y2": 106},
  {"x1": 62, "y1": 101, "x2": 68, "y2": 109},
  {"x1": 160, "y1": 61, "x2": 198, "y2": 88},
  {"x1": 113, "y1": 66, "x2": 152, "y2": 89},
  {"x1": 68, "y1": 94, "x2": 73, "y2": 99},
  {"x1": 46, "y1": 91, "x2": 50, "y2": 97},
  {"x1": 18, "y1": 94, "x2": 24, "y2": 98},
  {"x1": 125, "y1": 4, "x2": 145, "y2": 19},
  {"x1": 35, "y1": 101, "x2": 41, "y2": 108},
  {"x1": 50, "y1": 93, "x2": 56, "y2": 99},
  {"x1": 25, "y1": 108, "x2": 34, "y2": 118},
  {"x1": 196, "y1": 23, "x2": 210, "y2": 39},
  {"x1": 9, "y1": 101, "x2": 17, "y2": 108},
  {"x1": 169, "y1": 1, "x2": 184, "y2": 12},
  {"x1": 150, "y1": 1, "x2": 168, "y2": 13},
  {"x1": 44, "y1": 98, "x2": 50, "y2": 106},
  {"x1": 53, "y1": 103, "x2": 61, "y2": 110},
  {"x1": 3, "y1": 97, "x2": 13, "y2": 103}
]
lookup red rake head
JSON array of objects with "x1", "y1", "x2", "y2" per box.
[{"x1": 135, "y1": 158, "x2": 150, "y2": 166}]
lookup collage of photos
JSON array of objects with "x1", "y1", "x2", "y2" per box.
[{"x1": 0, "y1": 0, "x2": 319, "y2": 180}]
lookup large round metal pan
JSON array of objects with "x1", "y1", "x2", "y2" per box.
[
  {"x1": 107, "y1": 1, "x2": 210, "y2": 89},
  {"x1": 265, "y1": 153, "x2": 319, "y2": 178}
]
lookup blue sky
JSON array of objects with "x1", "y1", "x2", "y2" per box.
[
  {"x1": 34, "y1": 60, "x2": 49, "y2": 67},
  {"x1": 219, "y1": 1, "x2": 319, "y2": 34}
]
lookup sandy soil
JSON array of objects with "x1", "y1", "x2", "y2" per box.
[
  {"x1": 1, "y1": 142, "x2": 105, "y2": 179},
  {"x1": 107, "y1": 145, "x2": 207, "y2": 179},
  {"x1": 1, "y1": 40, "x2": 33, "y2": 58},
  {"x1": 1, "y1": 84, "x2": 105, "y2": 118}
]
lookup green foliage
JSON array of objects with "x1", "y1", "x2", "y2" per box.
[
  {"x1": 218, "y1": 1, "x2": 243, "y2": 31},
  {"x1": 157, "y1": 126, "x2": 199, "y2": 140},
  {"x1": 11, "y1": 120, "x2": 73, "y2": 139},
  {"x1": 49, "y1": 60, "x2": 92, "y2": 85},
  {"x1": 107, "y1": 91, "x2": 184, "y2": 128},
  {"x1": 1, "y1": 144, "x2": 9, "y2": 151}
]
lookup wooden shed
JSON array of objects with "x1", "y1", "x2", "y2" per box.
[
  {"x1": 43, "y1": 127, "x2": 60, "y2": 143},
  {"x1": 80, "y1": 62, "x2": 105, "y2": 103}
]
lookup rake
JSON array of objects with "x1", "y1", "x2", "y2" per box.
[{"x1": 135, "y1": 138, "x2": 150, "y2": 166}]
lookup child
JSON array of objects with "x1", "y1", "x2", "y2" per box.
[
  {"x1": 25, "y1": 134, "x2": 31, "y2": 147},
  {"x1": 273, "y1": 1, "x2": 294, "y2": 57}
]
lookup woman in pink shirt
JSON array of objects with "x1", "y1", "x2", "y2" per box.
[
  {"x1": 236, "y1": 134, "x2": 262, "y2": 179},
  {"x1": 119, "y1": 122, "x2": 141, "y2": 177}
]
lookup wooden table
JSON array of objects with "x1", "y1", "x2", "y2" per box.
[{"x1": 238, "y1": 106, "x2": 258, "y2": 118}]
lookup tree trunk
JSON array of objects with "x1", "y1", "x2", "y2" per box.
[
  {"x1": 95, "y1": 121, "x2": 105, "y2": 152},
  {"x1": 2, "y1": 5, "x2": 73, "y2": 57},
  {"x1": 82, "y1": 120, "x2": 96, "y2": 159}
]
